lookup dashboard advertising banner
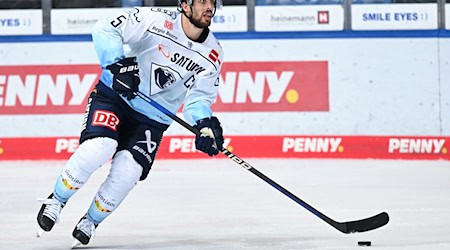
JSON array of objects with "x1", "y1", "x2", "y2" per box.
[
  {"x1": 0, "y1": 65, "x2": 99, "y2": 114},
  {"x1": 0, "y1": 36, "x2": 448, "y2": 161},
  {"x1": 352, "y1": 3, "x2": 438, "y2": 30},
  {"x1": 255, "y1": 5, "x2": 344, "y2": 31},
  {"x1": 51, "y1": 8, "x2": 122, "y2": 35},
  {"x1": 0, "y1": 61, "x2": 328, "y2": 114},
  {"x1": 209, "y1": 6, "x2": 248, "y2": 32},
  {"x1": 0, "y1": 136, "x2": 448, "y2": 160},
  {"x1": 217, "y1": 61, "x2": 328, "y2": 112},
  {"x1": 51, "y1": 6, "x2": 247, "y2": 34},
  {"x1": 447, "y1": 4, "x2": 450, "y2": 29},
  {"x1": 0, "y1": 10, "x2": 42, "y2": 35}
]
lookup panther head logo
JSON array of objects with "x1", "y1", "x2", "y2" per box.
[{"x1": 155, "y1": 68, "x2": 176, "y2": 89}]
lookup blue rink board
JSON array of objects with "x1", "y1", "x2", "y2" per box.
[{"x1": 1, "y1": 30, "x2": 450, "y2": 43}]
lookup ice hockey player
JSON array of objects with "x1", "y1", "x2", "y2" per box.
[{"x1": 36, "y1": 0, "x2": 224, "y2": 247}]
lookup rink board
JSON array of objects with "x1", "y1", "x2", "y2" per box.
[
  {"x1": 0, "y1": 135, "x2": 448, "y2": 160},
  {"x1": 0, "y1": 33, "x2": 449, "y2": 161}
]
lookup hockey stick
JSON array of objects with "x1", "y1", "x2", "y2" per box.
[{"x1": 136, "y1": 91, "x2": 389, "y2": 234}]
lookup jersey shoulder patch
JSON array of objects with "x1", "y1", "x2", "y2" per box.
[{"x1": 205, "y1": 35, "x2": 224, "y2": 64}]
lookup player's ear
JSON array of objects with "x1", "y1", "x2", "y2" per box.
[{"x1": 181, "y1": 2, "x2": 191, "y2": 13}]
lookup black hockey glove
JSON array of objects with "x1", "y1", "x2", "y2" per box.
[
  {"x1": 195, "y1": 116, "x2": 224, "y2": 156},
  {"x1": 106, "y1": 57, "x2": 140, "y2": 100}
]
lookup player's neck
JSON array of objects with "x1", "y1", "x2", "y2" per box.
[{"x1": 181, "y1": 14, "x2": 203, "y2": 41}]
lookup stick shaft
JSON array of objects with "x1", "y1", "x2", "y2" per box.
[
  {"x1": 136, "y1": 91, "x2": 388, "y2": 234},
  {"x1": 137, "y1": 91, "x2": 334, "y2": 221}
]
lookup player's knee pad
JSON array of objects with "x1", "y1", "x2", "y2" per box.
[
  {"x1": 55, "y1": 137, "x2": 118, "y2": 200},
  {"x1": 68, "y1": 137, "x2": 118, "y2": 174},
  {"x1": 109, "y1": 150, "x2": 143, "y2": 189}
]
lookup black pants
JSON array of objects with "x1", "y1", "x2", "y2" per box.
[{"x1": 80, "y1": 81, "x2": 169, "y2": 180}]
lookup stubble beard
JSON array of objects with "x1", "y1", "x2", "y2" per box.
[{"x1": 189, "y1": 16, "x2": 211, "y2": 29}]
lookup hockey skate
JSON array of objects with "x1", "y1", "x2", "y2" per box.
[
  {"x1": 36, "y1": 194, "x2": 65, "y2": 237},
  {"x1": 71, "y1": 214, "x2": 98, "y2": 248}
]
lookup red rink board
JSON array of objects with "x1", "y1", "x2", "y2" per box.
[{"x1": 0, "y1": 135, "x2": 448, "y2": 161}]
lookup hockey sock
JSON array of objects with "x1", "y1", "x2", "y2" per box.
[
  {"x1": 86, "y1": 150, "x2": 142, "y2": 224},
  {"x1": 53, "y1": 137, "x2": 118, "y2": 203}
]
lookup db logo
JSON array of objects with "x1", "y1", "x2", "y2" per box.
[{"x1": 92, "y1": 110, "x2": 120, "y2": 131}]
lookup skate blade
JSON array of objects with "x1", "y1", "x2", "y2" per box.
[
  {"x1": 36, "y1": 226, "x2": 45, "y2": 238},
  {"x1": 71, "y1": 239, "x2": 82, "y2": 249}
]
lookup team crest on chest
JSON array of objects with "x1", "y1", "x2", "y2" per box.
[{"x1": 149, "y1": 63, "x2": 182, "y2": 95}]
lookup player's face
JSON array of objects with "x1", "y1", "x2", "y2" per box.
[{"x1": 189, "y1": 0, "x2": 215, "y2": 28}]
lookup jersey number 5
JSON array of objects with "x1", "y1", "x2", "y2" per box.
[{"x1": 111, "y1": 15, "x2": 127, "y2": 28}]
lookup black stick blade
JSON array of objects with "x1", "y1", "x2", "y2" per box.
[{"x1": 336, "y1": 212, "x2": 389, "y2": 234}]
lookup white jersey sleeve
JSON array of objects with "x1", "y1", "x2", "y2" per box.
[{"x1": 91, "y1": 7, "x2": 223, "y2": 125}]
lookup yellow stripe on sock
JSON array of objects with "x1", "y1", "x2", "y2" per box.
[
  {"x1": 61, "y1": 178, "x2": 79, "y2": 190},
  {"x1": 94, "y1": 199, "x2": 111, "y2": 213}
]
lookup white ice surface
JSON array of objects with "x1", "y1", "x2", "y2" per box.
[{"x1": 0, "y1": 159, "x2": 450, "y2": 249}]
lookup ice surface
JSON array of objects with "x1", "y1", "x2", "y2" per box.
[{"x1": 0, "y1": 158, "x2": 449, "y2": 249}]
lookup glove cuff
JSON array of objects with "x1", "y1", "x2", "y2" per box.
[{"x1": 196, "y1": 117, "x2": 212, "y2": 130}]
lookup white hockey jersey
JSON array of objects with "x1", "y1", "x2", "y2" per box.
[{"x1": 91, "y1": 7, "x2": 224, "y2": 125}]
